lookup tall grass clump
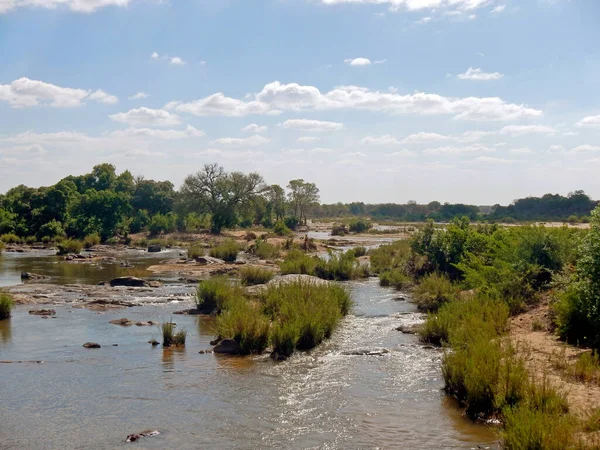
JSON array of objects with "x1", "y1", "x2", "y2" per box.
[
  {"x1": 252, "y1": 239, "x2": 280, "y2": 260},
  {"x1": 369, "y1": 240, "x2": 412, "y2": 275},
  {"x1": 173, "y1": 329, "x2": 187, "y2": 347},
  {"x1": 56, "y1": 239, "x2": 83, "y2": 255},
  {"x1": 0, "y1": 292, "x2": 14, "y2": 320},
  {"x1": 263, "y1": 281, "x2": 351, "y2": 356},
  {"x1": 0, "y1": 240, "x2": 4, "y2": 254},
  {"x1": 314, "y1": 251, "x2": 363, "y2": 281},
  {"x1": 413, "y1": 273, "x2": 458, "y2": 312},
  {"x1": 0, "y1": 233, "x2": 21, "y2": 244},
  {"x1": 162, "y1": 322, "x2": 175, "y2": 347},
  {"x1": 280, "y1": 249, "x2": 318, "y2": 276},
  {"x1": 349, "y1": 246, "x2": 367, "y2": 258},
  {"x1": 379, "y1": 268, "x2": 410, "y2": 290},
  {"x1": 209, "y1": 239, "x2": 240, "y2": 262},
  {"x1": 215, "y1": 298, "x2": 270, "y2": 354},
  {"x1": 239, "y1": 266, "x2": 275, "y2": 286},
  {"x1": 195, "y1": 277, "x2": 241, "y2": 313},
  {"x1": 348, "y1": 218, "x2": 372, "y2": 233},
  {"x1": 187, "y1": 245, "x2": 205, "y2": 259},
  {"x1": 83, "y1": 233, "x2": 101, "y2": 249}
]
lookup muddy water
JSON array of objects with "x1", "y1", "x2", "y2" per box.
[{"x1": 0, "y1": 265, "x2": 498, "y2": 449}]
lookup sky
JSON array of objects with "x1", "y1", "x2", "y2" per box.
[{"x1": 1, "y1": 0, "x2": 600, "y2": 205}]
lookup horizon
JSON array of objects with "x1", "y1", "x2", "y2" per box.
[{"x1": 2, "y1": 0, "x2": 600, "y2": 204}]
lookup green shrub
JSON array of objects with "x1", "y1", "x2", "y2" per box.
[
  {"x1": 173, "y1": 329, "x2": 187, "y2": 347},
  {"x1": 369, "y1": 240, "x2": 411, "y2": 274},
  {"x1": 187, "y1": 245, "x2": 205, "y2": 259},
  {"x1": 0, "y1": 233, "x2": 21, "y2": 244},
  {"x1": 0, "y1": 241, "x2": 4, "y2": 253},
  {"x1": 244, "y1": 231, "x2": 257, "y2": 241},
  {"x1": 502, "y1": 405, "x2": 575, "y2": 450},
  {"x1": 252, "y1": 240, "x2": 280, "y2": 260},
  {"x1": 379, "y1": 268, "x2": 410, "y2": 290},
  {"x1": 195, "y1": 277, "x2": 241, "y2": 313},
  {"x1": 273, "y1": 221, "x2": 292, "y2": 236},
  {"x1": 41, "y1": 236, "x2": 51, "y2": 244},
  {"x1": 239, "y1": 266, "x2": 275, "y2": 286},
  {"x1": 280, "y1": 249, "x2": 318, "y2": 276},
  {"x1": 83, "y1": 234, "x2": 101, "y2": 249},
  {"x1": 284, "y1": 216, "x2": 299, "y2": 231},
  {"x1": 350, "y1": 246, "x2": 367, "y2": 258},
  {"x1": 36, "y1": 220, "x2": 65, "y2": 241},
  {"x1": 331, "y1": 224, "x2": 348, "y2": 236},
  {"x1": 270, "y1": 320, "x2": 300, "y2": 357},
  {"x1": 162, "y1": 322, "x2": 175, "y2": 347},
  {"x1": 215, "y1": 298, "x2": 270, "y2": 354},
  {"x1": 348, "y1": 219, "x2": 372, "y2": 233},
  {"x1": 25, "y1": 236, "x2": 36, "y2": 245},
  {"x1": 56, "y1": 239, "x2": 83, "y2": 255},
  {"x1": 314, "y1": 251, "x2": 361, "y2": 281},
  {"x1": 0, "y1": 292, "x2": 14, "y2": 320},
  {"x1": 413, "y1": 273, "x2": 457, "y2": 311},
  {"x1": 209, "y1": 239, "x2": 240, "y2": 262}
]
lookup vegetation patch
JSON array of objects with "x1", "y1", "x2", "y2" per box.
[
  {"x1": 239, "y1": 266, "x2": 275, "y2": 286},
  {"x1": 195, "y1": 277, "x2": 241, "y2": 313},
  {"x1": 56, "y1": 239, "x2": 83, "y2": 255},
  {"x1": 0, "y1": 292, "x2": 14, "y2": 320},
  {"x1": 209, "y1": 239, "x2": 240, "y2": 262},
  {"x1": 83, "y1": 233, "x2": 101, "y2": 249}
]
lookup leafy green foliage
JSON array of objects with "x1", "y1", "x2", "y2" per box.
[
  {"x1": 280, "y1": 249, "x2": 318, "y2": 276},
  {"x1": 348, "y1": 218, "x2": 372, "y2": 233},
  {"x1": 83, "y1": 234, "x2": 101, "y2": 248},
  {"x1": 251, "y1": 239, "x2": 280, "y2": 260},
  {"x1": 273, "y1": 220, "x2": 292, "y2": 236},
  {"x1": 56, "y1": 239, "x2": 83, "y2": 255},
  {"x1": 187, "y1": 245, "x2": 205, "y2": 259},
  {"x1": 413, "y1": 273, "x2": 457, "y2": 311}
]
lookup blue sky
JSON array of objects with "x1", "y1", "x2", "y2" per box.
[{"x1": 1, "y1": 0, "x2": 600, "y2": 204}]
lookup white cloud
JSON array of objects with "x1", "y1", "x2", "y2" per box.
[
  {"x1": 211, "y1": 135, "x2": 270, "y2": 146},
  {"x1": 170, "y1": 57, "x2": 185, "y2": 65},
  {"x1": 166, "y1": 80, "x2": 541, "y2": 121},
  {"x1": 401, "y1": 130, "x2": 492, "y2": 144},
  {"x1": 576, "y1": 115, "x2": 600, "y2": 127},
  {"x1": 571, "y1": 145, "x2": 600, "y2": 153},
  {"x1": 345, "y1": 57, "x2": 371, "y2": 66},
  {"x1": 284, "y1": 147, "x2": 334, "y2": 154},
  {"x1": 336, "y1": 159, "x2": 365, "y2": 166},
  {"x1": 458, "y1": 67, "x2": 504, "y2": 81},
  {"x1": 468, "y1": 13, "x2": 476, "y2": 19},
  {"x1": 109, "y1": 107, "x2": 181, "y2": 127},
  {"x1": 387, "y1": 149, "x2": 417, "y2": 157},
  {"x1": 490, "y1": 4, "x2": 505, "y2": 13},
  {"x1": 416, "y1": 16, "x2": 431, "y2": 24},
  {"x1": 242, "y1": 123, "x2": 268, "y2": 133},
  {"x1": 195, "y1": 149, "x2": 265, "y2": 160},
  {"x1": 151, "y1": 52, "x2": 159, "y2": 59},
  {"x1": 0, "y1": 77, "x2": 89, "y2": 107},
  {"x1": 344, "y1": 151, "x2": 367, "y2": 157},
  {"x1": 0, "y1": 0, "x2": 132, "y2": 14},
  {"x1": 374, "y1": 59, "x2": 387, "y2": 64},
  {"x1": 509, "y1": 147, "x2": 533, "y2": 154},
  {"x1": 109, "y1": 125, "x2": 204, "y2": 140},
  {"x1": 297, "y1": 136, "x2": 321, "y2": 143},
  {"x1": 499, "y1": 125, "x2": 555, "y2": 136},
  {"x1": 318, "y1": 0, "x2": 494, "y2": 12},
  {"x1": 361, "y1": 135, "x2": 401, "y2": 145},
  {"x1": 279, "y1": 119, "x2": 344, "y2": 132},
  {"x1": 424, "y1": 144, "x2": 495, "y2": 154},
  {"x1": 89, "y1": 89, "x2": 118, "y2": 105},
  {"x1": 546, "y1": 145, "x2": 564, "y2": 152},
  {"x1": 123, "y1": 149, "x2": 166, "y2": 158},
  {"x1": 129, "y1": 92, "x2": 149, "y2": 100},
  {"x1": 471, "y1": 156, "x2": 524, "y2": 163},
  {"x1": 0, "y1": 144, "x2": 47, "y2": 156}
]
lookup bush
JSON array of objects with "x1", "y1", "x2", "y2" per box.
[
  {"x1": 83, "y1": 234, "x2": 101, "y2": 249},
  {"x1": 0, "y1": 241, "x2": 4, "y2": 253},
  {"x1": 56, "y1": 239, "x2": 83, "y2": 255},
  {"x1": 0, "y1": 233, "x2": 21, "y2": 244},
  {"x1": 25, "y1": 236, "x2": 36, "y2": 245},
  {"x1": 331, "y1": 224, "x2": 348, "y2": 236},
  {"x1": 41, "y1": 236, "x2": 51, "y2": 244},
  {"x1": 273, "y1": 221, "x2": 292, "y2": 236},
  {"x1": 413, "y1": 273, "x2": 457, "y2": 312},
  {"x1": 379, "y1": 268, "x2": 410, "y2": 290},
  {"x1": 215, "y1": 298, "x2": 270, "y2": 354},
  {"x1": 369, "y1": 240, "x2": 411, "y2": 274},
  {"x1": 162, "y1": 322, "x2": 175, "y2": 347},
  {"x1": 195, "y1": 277, "x2": 241, "y2": 313},
  {"x1": 314, "y1": 251, "x2": 365, "y2": 281},
  {"x1": 280, "y1": 249, "x2": 318, "y2": 276},
  {"x1": 502, "y1": 405, "x2": 575, "y2": 450},
  {"x1": 36, "y1": 220, "x2": 65, "y2": 241},
  {"x1": 239, "y1": 266, "x2": 275, "y2": 286},
  {"x1": 0, "y1": 292, "x2": 14, "y2": 320},
  {"x1": 350, "y1": 246, "x2": 367, "y2": 258},
  {"x1": 252, "y1": 240, "x2": 280, "y2": 260},
  {"x1": 244, "y1": 231, "x2": 257, "y2": 241},
  {"x1": 209, "y1": 239, "x2": 240, "y2": 262},
  {"x1": 187, "y1": 245, "x2": 205, "y2": 259},
  {"x1": 348, "y1": 219, "x2": 372, "y2": 233},
  {"x1": 284, "y1": 216, "x2": 300, "y2": 231},
  {"x1": 173, "y1": 329, "x2": 187, "y2": 347}
]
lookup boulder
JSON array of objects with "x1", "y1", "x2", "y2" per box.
[
  {"x1": 28, "y1": 309, "x2": 56, "y2": 316},
  {"x1": 146, "y1": 280, "x2": 162, "y2": 288},
  {"x1": 110, "y1": 318, "x2": 134, "y2": 326},
  {"x1": 195, "y1": 256, "x2": 209, "y2": 265},
  {"x1": 126, "y1": 430, "x2": 160, "y2": 443},
  {"x1": 135, "y1": 321, "x2": 154, "y2": 326},
  {"x1": 83, "y1": 342, "x2": 101, "y2": 349},
  {"x1": 213, "y1": 338, "x2": 241, "y2": 355},
  {"x1": 341, "y1": 348, "x2": 389, "y2": 356},
  {"x1": 109, "y1": 277, "x2": 146, "y2": 287},
  {"x1": 147, "y1": 244, "x2": 161, "y2": 253},
  {"x1": 396, "y1": 324, "x2": 422, "y2": 334},
  {"x1": 148, "y1": 339, "x2": 160, "y2": 346},
  {"x1": 21, "y1": 272, "x2": 49, "y2": 280}
]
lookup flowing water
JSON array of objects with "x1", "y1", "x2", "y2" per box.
[{"x1": 0, "y1": 252, "x2": 498, "y2": 449}]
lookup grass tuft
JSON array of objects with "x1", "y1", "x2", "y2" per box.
[
  {"x1": 209, "y1": 239, "x2": 240, "y2": 262},
  {"x1": 0, "y1": 292, "x2": 14, "y2": 320},
  {"x1": 239, "y1": 266, "x2": 275, "y2": 286}
]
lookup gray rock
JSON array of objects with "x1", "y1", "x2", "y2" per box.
[
  {"x1": 83, "y1": 342, "x2": 101, "y2": 349},
  {"x1": 147, "y1": 244, "x2": 161, "y2": 253},
  {"x1": 21, "y1": 272, "x2": 49, "y2": 280},
  {"x1": 396, "y1": 324, "x2": 422, "y2": 334},
  {"x1": 28, "y1": 309, "x2": 56, "y2": 316},
  {"x1": 213, "y1": 338, "x2": 241, "y2": 355},
  {"x1": 110, "y1": 318, "x2": 134, "y2": 326},
  {"x1": 109, "y1": 277, "x2": 146, "y2": 287}
]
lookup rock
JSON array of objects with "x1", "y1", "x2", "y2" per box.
[
  {"x1": 209, "y1": 338, "x2": 221, "y2": 346},
  {"x1": 270, "y1": 351, "x2": 289, "y2": 361},
  {"x1": 173, "y1": 308, "x2": 205, "y2": 316},
  {"x1": 213, "y1": 338, "x2": 240, "y2": 355},
  {"x1": 126, "y1": 430, "x2": 160, "y2": 442},
  {"x1": 21, "y1": 272, "x2": 49, "y2": 280},
  {"x1": 395, "y1": 296, "x2": 407, "y2": 302},
  {"x1": 148, "y1": 339, "x2": 160, "y2": 346},
  {"x1": 147, "y1": 244, "x2": 161, "y2": 253},
  {"x1": 83, "y1": 342, "x2": 101, "y2": 348},
  {"x1": 135, "y1": 321, "x2": 153, "y2": 326},
  {"x1": 146, "y1": 280, "x2": 162, "y2": 288},
  {"x1": 234, "y1": 260, "x2": 246, "y2": 265},
  {"x1": 110, "y1": 318, "x2": 134, "y2": 326},
  {"x1": 65, "y1": 255, "x2": 74, "y2": 261},
  {"x1": 74, "y1": 254, "x2": 87, "y2": 260},
  {"x1": 195, "y1": 256, "x2": 209, "y2": 265},
  {"x1": 396, "y1": 324, "x2": 422, "y2": 334},
  {"x1": 341, "y1": 348, "x2": 389, "y2": 356},
  {"x1": 109, "y1": 277, "x2": 146, "y2": 287},
  {"x1": 198, "y1": 349, "x2": 213, "y2": 354},
  {"x1": 29, "y1": 309, "x2": 56, "y2": 316}
]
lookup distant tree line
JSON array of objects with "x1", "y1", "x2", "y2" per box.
[{"x1": 0, "y1": 163, "x2": 597, "y2": 243}]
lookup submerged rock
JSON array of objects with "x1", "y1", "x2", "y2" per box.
[
  {"x1": 213, "y1": 338, "x2": 241, "y2": 355},
  {"x1": 148, "y1": 339, "x2": 160, "y2": 346},
  {"x1": 109, "y1": 276, "x2": 146, "y2": 287},
  {"x1": 341, "y1": 348, "x2": 390, "y2": 356},
  {"x1": 126, "y1": 430, "x2": 160, "y2": 442},
  {"x1": 146, "y1": 280, "x2": 162, "y2": 288},
  {"x1": 135, "y1": 321, "x2": 155, "y2": 326},
  {"x1": 147, "y1": 244, "x2": 161, "y2": 253},
  {"x1": 83, "y1": 342, "x2": 101, "y2": 349},
  {"x1": 28, "y1": 309, "x2": 56, "y2": 316},
  {"x1": 110, "y1": 318, "x2": 134, "y2": 326},
  {"x1": 21, "y1": 272, "x2": 50, "y2": 280},
  {"x1": 396, "y1": 324, "x2": 422, "y2": 334}
]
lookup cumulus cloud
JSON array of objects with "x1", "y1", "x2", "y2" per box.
[
  {"x1": 279, "y1": 119, "x2": 344, "y2": 132},
  {"x1": 345, "y1": 57, "x2": 371, "y2": 66},
  {"x1": 297, "y1": 136, "x2": 321, "y2": 143},
  {"x1": 0, "y1": 0, "x2": 131, "y2": 14},
  {"x1": 109, "y1": 107, "x2": 181, "y2": 127},
  {"x1": 387, "y1": 149, "x2": 417, "y2": 157},
  {"x1": 457, "y1": 67, "x2": 504, "y2": 81},
  {"x1": 166, "y1": 81, "x2": 542, "y2": 121},
  {"x1": 490, "y1": 4, "x2": 505, "y2": 13},
  {"x1": 415, "y1": 16, "x2": 431, "y2": 24},
  {"x1": 170, "y1": 57, "x2": 185, "y2": 65},
  {"x1": 401, "y1": 130, "x2": 492, "y2": 144},
  {"x1": 509, "y1": 147, "x2": 534, "y2": 154},
  {"x1": 547, "y1": 145, "x2": 565, "y2": 153},
  {"x1": 576, "y1": 115, "x2": 600, "y2": 127},
  {"x1": 0, "y1": 77, "x2": 89, "y2": 107},
  {"x1": 89, "y1": 89, "x2": 118, "y2": 105},
  {"x1": 283, "y1": 147, "x2": 333, "y2": 154},
  {"x1": 318, "y1": 0, "x2": 494, "y2": 13},
  {"x1": 109, "y1": 125, "x2": 204, "y2": 140},
  {"x1": 242, "y1": 123, "x2": 268, "y2": 133},
  {"x1": 123, "y1": 149, "x2": 166, "y2": 158},
  {"x1": 361, "y1": 135, "x2": 401, "y2": 145},
  {"x1": 571, "y1": 145, "x2": 600, "y2": 153},
  {"x1": 210, "y1": 135, "x2": 270, "y2": 146},
  {"x1": 471, "y1": 156, "x2": 524, "y2": 163},
  {"x1": 424, "y1": 144, "x2": 495, "y2": 154},
  {"x1": 499, "y1": 125, "x2": 555, "y2": 136},
  {"x1": 129, "y1": 92, "x2": 149, "y2": 100}
]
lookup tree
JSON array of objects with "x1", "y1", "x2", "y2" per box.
[
  {"x1": 287, "y1": 179, "x2": 320, "y2": 225},
  {"x1": 179, "y1": 163, "x2": 264, "y2": 234},
  {"x1": 265, "y1": 184, "x2": 286, "y2": 222}
]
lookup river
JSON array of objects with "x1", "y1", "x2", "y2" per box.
[{"x1": 0, "y1": 250, "x2": 498, "y2": 449}]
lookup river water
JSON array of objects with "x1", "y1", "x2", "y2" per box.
[{"x1": 0, "y1": 251, "x2": 498, "y2": 449}]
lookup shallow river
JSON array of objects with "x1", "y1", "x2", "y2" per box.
[{"x1": 0, "y1": 252, "x2": 498, "y2": 449}]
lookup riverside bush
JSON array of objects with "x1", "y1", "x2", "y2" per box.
[
  {"x1": 83, "y1": 233, "x2": 101, "y2": 249},
  {"x1": 0, "y1": 292, "x2": 14, "y2": 320},
  {"x1": 187, "y1": 245, "x2": 205, "y2": 259},
  {"x1": 413, "y1": 273, "x2": 457, "y2": 311},
  {"x1": 209, "y1": 239, "x2": 240, "y2": 262},
  {"x1": 1, "y1": 233, "x2": 21, "y2": 244},
  {"x1": 195, "y1": 277, "x2": 241, "y2": 312},
  {"x1": 215, "y1": 298, "x2": 270, "y2": 354},
  {"x1": 239, "y1": 266, "x2": 275, "y2": 286},
  {"x1": 348, "y1": 218, "x2": 372, "y2": 233},
  {"x1": 252, "y1": 239, "x2": 280, "y2": 260},
  {"x1": 280, "y1": 249, "x2": 318, "y2": 276},
  {"x1": 379, "y1": 268, "x2": 410, "y2": 290},
  {"x1": 56, "y1": 239, "x2": 83, "y2": 255}
]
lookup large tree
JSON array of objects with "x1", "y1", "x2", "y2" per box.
[
  {"x1": 287, "y1": 179, "x2": 320, "y2": 225},
  {"x1": 179, "y1": 163, "x2": 264, "y2": 233}
]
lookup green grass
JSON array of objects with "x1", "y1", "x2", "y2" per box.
[
  {"x1": 379, "y1": 268, "x2": 410, "y2": 290},
  {"x1": 215, "y1": 298, "x2": 270, "y2": 354},
  {"x1": 252, "y1": 240, "x2": 280, "y2": 260},
  {"x1": 349, "y1": 246, "x2": 367, "y2": 258},
  {"x1": 209, "y1": 239, "x2": 240, "y2": 262},
  {"x1": 25, "y1": 236, "x2": 36, "y2": 245},
  {"x1": 56, "y1": 239, "x2": 83, "y2": 255},
  {"x1": 280, "y1": 249, "x2": 368, "y2": 281},
  {"x1": 187, "y1": 245, "x2": 205, "y2": 259},
  {"x1": 239, "y1": 266, "x2": 275, "y2": 286},
  {"x1": 280, "y1": 249, "x2": 318, "y2": 276},
  {"x1": 0, "y1": 292, "x2": 14, "y2": 320},
  {"x1": 0, "y1": 233, "x2": 21, "y2": 244},
  {"x1": 83, "y1": 234, "x2": 101, "y2": 249},
  {"x1": 368, "y1": 240, "x2": 411, "y2": 274},
  {"x1": 195, "y1": 277, "x2": 241, "y2": 313},
  {"x1": 413, "y1": 273, "x2": 458, "y2": 312},
  {"x1": 162, "y1": 322, "x2": 175, "y2": 347},
  {"x1": 173, "y1": 329, "x2": 187, "y2": 347}
]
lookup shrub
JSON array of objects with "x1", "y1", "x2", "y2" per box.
[
  {"x1": 36, "y1": 220, "x2": 65, "y2": 241},
  {"x1": 195, "y1": 277, "x2": 241, "y2": 313},
  {"x1": 413, "y1": 273, "x2": 457, "y2": 312},
  {"x1": 348, "y1": 219, "x2": 372, "y2": 233},
  {"x1": 25, "y1": 236, "x2": 36, "y2": 245},
  {"x1": 0, "y1": 292, "x2": 14, "y2": 320},
  {"x1": 162, "y1": 322, "x2": 175, "y2": 347},
  {"x1": 173, "y1": 329, "x2": 187, "y2": 347},
  {"x1": 314, "y1": 251, "x2": 364, "y2": 281},
  {"x1": 209, "y1": 239, "x2": 240, "y2": 262},
  {"x1": 280, "y1": 249, "x2": 318, "y2": 276},
  {"x1": 284, "y1": 216, "x2": 299, "y2": 231},
  {"x1": 56, "y1": 239, "x2": 83, "y2": 255},
  {"x1": 41, "y1": 236, "x2": 51, "y2": 244},
  {"x1": 0, "y1": 241, "x2": 4, "y2": 253},
  {"x1": 187, "y1": 245, "x2": 205, "y2": 259},
  {"x1": 331, "y1": 224, "x2": 348, "y2": 236},
  {"x1": 252, "y1": 240, "x2": 280, "y2": 260},
  {"x1": 379, "y1": 268, "x2": 410, "y2": 290},
  {"x1": 1, "y1": 233, "x2": 21, "y2": 244},
  {"x1": 83, "y1": 234, "x2": 101, "y2": 249},
  {"x1": 270, "y1": 320, "x2": 300, "y2": 357},
  {"x1": 215, "y1": 298, "x2": 270, "y2": 354},
  {"x1": 273, "y1": 221, "x2": 292, "y2": 236},
  {"x1": 369, "y1": 240, "x2": 411, "y2": 274},
  {"x1": 244, "y1": 231, "x2": 257, "y2": 241},
  {"x1": 350, "y1": 246, "x2": 367, "y2": 258},
  {"x1": 239, "y1": 266, "x2": 275, "y2": 286},
  {"x1": 502, "y1": 405, "x2": 575, "y2": 450}
]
